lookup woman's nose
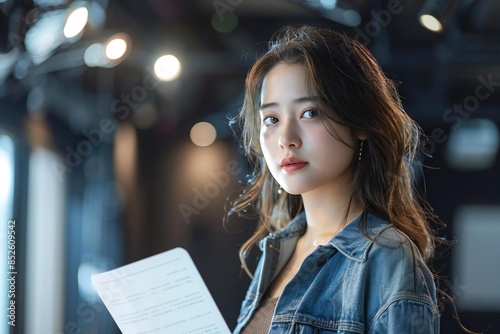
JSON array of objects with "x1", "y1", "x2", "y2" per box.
[{"x1": 278, "y1": 122, "x2": 301, "y2": 149}]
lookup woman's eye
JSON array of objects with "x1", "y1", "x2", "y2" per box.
[
  {"x1": 263, "y1": 116, "x2": 278, "y2": 126},
  {"x1": 302, "y1": 109, "x2": 319, "y2": 119}
]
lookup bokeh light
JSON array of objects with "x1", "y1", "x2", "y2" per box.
[
  {"x1": 190, "y1": 122, "x2": 217, "y2": 147},
  {"x1": 63, "y1": 6, "x2": 88, "y2": 38},
  {"x1": 154, "y1": 55, "x2": 181, "y2": 81},
  {"x1": 419, "y1": 14, "x2": 442, "y2": 32},
  {"x1": 105, "y1": 38, "x2": 127, "y2": 60}
]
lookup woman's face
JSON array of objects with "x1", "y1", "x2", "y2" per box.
[{"x1": 259, "y1": 62, "x2": 357, "y2": 196}]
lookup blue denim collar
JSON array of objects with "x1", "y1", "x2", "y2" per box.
[
  {"x1": 328, "y1": 213, "x2": 393, "y2": 262},
  {"x1": 263, "y1": 211, "x2": 392, "y2": 262}
]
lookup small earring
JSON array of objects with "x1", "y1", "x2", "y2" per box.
[
  {"x1": 278, "y1": 186, "x2": 283, "y2": 195},
  {"x1": 358, "y1": 141, "x2": 364, "y2": 162}
]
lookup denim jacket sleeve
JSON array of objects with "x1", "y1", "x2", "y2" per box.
[
  {"x1": 368, "y1": 298, "x2": 440, "y2": 333},
  {"x1": 365, "y1": 227, "x2": 441, "y2": 334}
]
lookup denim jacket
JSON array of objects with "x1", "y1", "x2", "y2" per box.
[{"x1": 233, "y1": 212, "x2": 440, "y2": 333}]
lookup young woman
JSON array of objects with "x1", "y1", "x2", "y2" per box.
[{"x1": 228, "y1": 26, "x2": 442, "y2": 333}]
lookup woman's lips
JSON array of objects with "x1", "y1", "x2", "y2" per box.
[
  {"x1": 282, "y1": 163, "x2": 308, "y2": 172},
  {"x1": 280, "y1": 157, "x2": 308, "y2": 173}
]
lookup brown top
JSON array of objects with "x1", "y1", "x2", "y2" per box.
[{"x1": 241, "y1": 297, "x2": 279, "y2": 334}]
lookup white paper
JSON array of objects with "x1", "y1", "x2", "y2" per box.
[{"x1": 91, "y1": 247, "x2": 231, "y2": 334}]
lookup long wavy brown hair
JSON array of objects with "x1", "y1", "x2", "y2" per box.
[
  {"x1": 227, "y1": 25, "x2": 441, "y2": 275},
  {"x1": 226, "y1": 25, "x2": 482, "y2": 333}
]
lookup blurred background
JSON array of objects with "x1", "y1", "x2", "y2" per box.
[{"x1": 0, "y1": 0, "x2": 499, "y2": 333}]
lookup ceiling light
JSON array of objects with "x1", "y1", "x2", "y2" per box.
[
  {"x1": 419, "y1": 14, "x2": 443, "y2": 32},
  {"x1": 84, "y1": 33, "x2": 130, "y2": 68},
  {"x1": 104, "y1": 33, "x2": 130, "y2": 60},
  {"x1": 418, "y1": 0, "x2": 456, "y2": 33},
  {"x1": 154, "y1": 55, "x2": 181, "y2": 82},
  {"x1": 64, "y1": 6, "x2": 88, "y2": 38}
]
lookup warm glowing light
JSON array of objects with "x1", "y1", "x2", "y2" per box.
[
  {"x1": 84, "y1": 33, "x2": 130, "y2": 68},
  {"x1": 419, "y1": 14, "x2": 442, "y2": 32},
  {"x1": 105, "y1": 38, "x2": 127, "y2": 60},
  {"x1": 190, "y1": 122, "x2": 217, "y2": 147},
  {"x1": 64, "y1": 7, "x2": 88, "y2": 38},
  {"x1": 154, "y1": 54, "x2": 181, "y2": 81}
]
